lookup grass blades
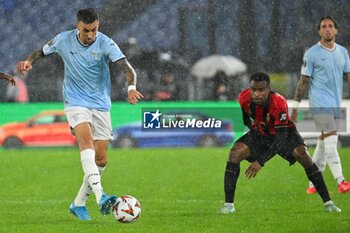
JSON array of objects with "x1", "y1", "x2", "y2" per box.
[{"x1": 0, "y1": 147, "x2": 349, "y2": 232}]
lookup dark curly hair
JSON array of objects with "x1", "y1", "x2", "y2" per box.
[{"x1": 249, "y1": 72, "x2": 270, "y2": 85}]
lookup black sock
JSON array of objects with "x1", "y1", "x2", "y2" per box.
[
  {"x1": 224, "y1": 162, "x2": 240, "y2": 203},
  {"x1": 305, "y1": 163, "x2": 331, "y2": 203}
]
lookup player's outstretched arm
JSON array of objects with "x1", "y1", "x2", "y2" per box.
[
  {"x1": 294, "y1": 75, "x2": 310, "y2": 102},
  {"x1": 0, "y1": 72, "x2": 16, "y2": 86},
  {"x1": 16, "y1": 49, "x2": 45, "y2": 76},
  {"x1": 116, "y1": 58, "x2": 144, "y2": 105}
]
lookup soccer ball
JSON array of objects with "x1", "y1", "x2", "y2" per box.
[{"x1": 113, "y1": 195, "x2": 141, "y2": 223}]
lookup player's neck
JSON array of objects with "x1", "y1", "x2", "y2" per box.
[
  {"x1": 319, "y1": 40, "x2": 335, "y2": 50},
  {"x1": 76, "y1": 32, "x2": 95, "y2": 47}
]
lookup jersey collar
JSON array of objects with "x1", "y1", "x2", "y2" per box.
[
  {"x1": 318, "y1": 41, "x2": 336, "y2": 51},
  {"x1": 76, "y1": 31, "x2": 96, "y2": 47}
]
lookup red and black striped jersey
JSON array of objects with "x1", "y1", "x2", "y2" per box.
[{"x1": 238, "y1": 88, "x2": 295, "y2": 138}]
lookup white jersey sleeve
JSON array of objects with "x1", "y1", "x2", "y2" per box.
[
  {"x1": 101, "y1": 36, "x2": 125, "y2": 63},
  {"x1": 42, "y1": 33, "x2": 63, "y2": 55},
  {"x1": 301, "y1": 48, "x2": 313, "y2": 77}
]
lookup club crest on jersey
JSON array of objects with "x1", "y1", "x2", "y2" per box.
[
  {"x1": 91, "y1": 51, "x2": 101, "y2": 60},
  {"x1": 279, "y1": 112, "x2": 287, "y2": 122}
]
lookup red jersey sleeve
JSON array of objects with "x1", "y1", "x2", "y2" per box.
[
  {"x1": 238, "y1": 89, "x2": 251, "y2": 112},
  {"x1": 270, "y1": 92, "x2": 289, "y2": 127}
]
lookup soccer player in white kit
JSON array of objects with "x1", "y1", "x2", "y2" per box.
[
  {"x1": 291, "y1": 16, "x2": 350, "y2": 194},
  {"x1": 16, "y1": 8, "x2": 143, "y2": 221}
]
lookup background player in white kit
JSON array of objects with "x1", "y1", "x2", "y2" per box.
[
  {"x1": 16, "y1": 8, "x2": 143, "y2": 221},
  {"x1": 291, "y1": 16, "x2": 350, "y2": 194}
]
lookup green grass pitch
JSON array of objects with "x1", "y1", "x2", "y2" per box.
[{"x1": 0, "y1": 147, "x2": 349, "y2": 233}]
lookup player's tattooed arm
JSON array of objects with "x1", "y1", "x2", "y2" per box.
[
  {"x1": 294, "y1": 75, "x2": 310, "y2": 102},
  {"x1": 120, "y1": 58, "x2": 137, "y2": 86},
  {"x1": 114, "y1": 58, "x2": 144, "y2": 104},
  {"x1": 26, "y1": 49, "x2": 45, "y2": 64},
  {"x1": 290, "y1": 75, "x2": 309, "y2": 122},
  {"x1": 16, "y1": 49, "x2": 45, "y2": 76},
  {"x1": 345, "y1": 73, "x2": 350, "y2": 86}
]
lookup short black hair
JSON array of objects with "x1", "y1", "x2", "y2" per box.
[
  {"x1": 318, "y1": 16, "x2": 338, "y2": 30},
  {"x1": 249, "y1": 72, "x2": 270, "y2": 85},
  {"x1": 77, "y1": 8, "x2": 98, "y2": 24}
]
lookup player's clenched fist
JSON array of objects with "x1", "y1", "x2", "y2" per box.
[{"x1": 16, "y1": 60, "x2": 32, "y2": 76}]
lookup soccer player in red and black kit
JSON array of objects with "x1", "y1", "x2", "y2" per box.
[{"x1": 220, "y1": 72, "x2": 341, "y2": 213}]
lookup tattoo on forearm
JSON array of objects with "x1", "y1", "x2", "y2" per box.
[
  {"x1": 125, "y1": 65, "x2": 136, "y2": 85},
  {"x1": 346, "y1": 73, "x2": 350, "y2": 86},
  {"x1": 294, "y1": 76, "x2": 309, "y2": 101},
  {"x1": 27, "y1": 49, "x2": 44, "y2": 64},
  {"x1": 117, "y1": 58, "x2": 136, "y2": 85}
]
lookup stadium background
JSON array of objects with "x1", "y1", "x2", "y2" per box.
[
  {"x1": 1, "y1": 2, "x2": 350, "y2": 232},
  {"x1": 1, "y1": 0, "x2": 350, "y2": 103}
]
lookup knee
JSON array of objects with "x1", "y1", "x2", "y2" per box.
[
  {"x1": 228, "y1": 152, "x2": 240, "y2": 164},
  {"x1": 293, "y1": 145, "x2": 313, "y2": 167},
  {"x1": 228, "y1": 143, "x2": 247, "y2": 163}
]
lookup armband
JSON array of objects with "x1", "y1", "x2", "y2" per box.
[
  {"x1": 127, "y1": 85, "x2": 136, "y2": 92},
  {"x1": 289, "y1": 100, "x2": 300, "y2": 109}
]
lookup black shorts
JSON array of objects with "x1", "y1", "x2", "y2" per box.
[{"x1": 235, "y1": 128, "x2": 306, "y2": 165}]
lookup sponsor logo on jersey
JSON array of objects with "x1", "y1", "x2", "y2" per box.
[{"x1": 279, "y1": 112, "x2": 287, "y2": 122}]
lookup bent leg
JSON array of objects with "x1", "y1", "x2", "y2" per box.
[
  {"x1": 312, "y1": 138, "x2": 326, "y2": 171},
  {"x1": 74, "y1": 139, "x2": 110, "y2": 205},
  {"x1": 308, "y1": 138, "x2": 326, "y2": 190},
  {"x1": 224, "y1": 142, "x2": 251, "y2": 203},
  {"x1": 74, "y1": 123, "x2": 103, "y2": 204},
  {"x1": 324, "y1": 134, "x2": 345, "y2": 184},
  {"x1": 293, "y1": 145, "x2": 331, "y2": 203}
]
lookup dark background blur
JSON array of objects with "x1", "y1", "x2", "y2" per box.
[{"x1": 1, "y1": 0, "x2": 349, "y2": 102}]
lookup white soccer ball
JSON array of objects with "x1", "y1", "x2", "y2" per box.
[{"x1": 113, "y1": 195, "x2": 141, "y2": 223}]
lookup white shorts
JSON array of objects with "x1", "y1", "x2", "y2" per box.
[
  {"x1": 313, "y1": 114, "x2": 338, "y2": 133},
  {"x1": 64, "y1": 107, "x2": 113, "y2": 140}
]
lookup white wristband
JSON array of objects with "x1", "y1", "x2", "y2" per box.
[
  {"x1": 127, "y1": 85, "x2": 136, "y2": 92},
  {"x1": 289, "y1": 100, "x2": 300, "y2": 109}
]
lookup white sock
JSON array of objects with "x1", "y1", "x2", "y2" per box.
[
  {"x1": 313, "y1": 139, "x2": 326, "y2": 171},
  {"x1": 74, "y1": 165, "x2": 106, "y2": 206},
  {"x1": 324, "y1": 200, "x2": 333, "y2": 206},
  {"x1": 324, "y1": 135, "x2": 345, "y2": 185},
  {"x1": 80, "y1": 149, "x2": 103, "y2": 204},
  {"x1": 309, "y1": 139, "x2": 326, "y2": 188}
]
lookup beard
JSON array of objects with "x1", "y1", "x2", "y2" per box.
[
  {"x1": 323, "y1": 32, "x2": 334, "y2": 42},
  {"x1": 324, "y1": 37, "x2": 334, "y2": 42}
]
